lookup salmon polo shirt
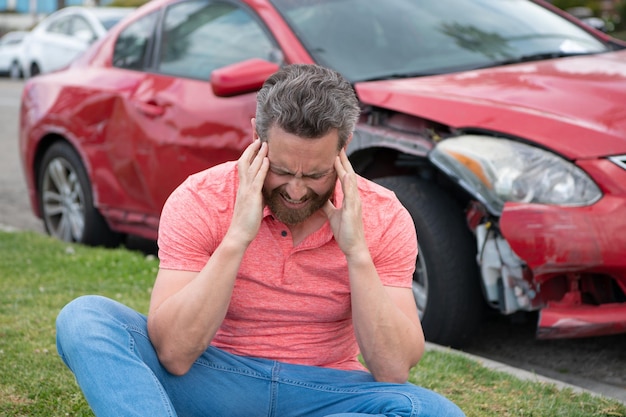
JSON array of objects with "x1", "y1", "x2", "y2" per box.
[{"x1": 157, "y1": 161, "x2": 418, "y2": 371}]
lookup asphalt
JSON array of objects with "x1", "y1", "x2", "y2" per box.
[{"x1": 426, "y1": 342, "x2": 626, "y2": 405}]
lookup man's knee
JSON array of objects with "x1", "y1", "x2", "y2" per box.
[
  {"x1": 56, "y1": 295, "x2": 123, "y2": 361},
  {"x1": 57, "y1": 295, "x2": 112, "y2": 334}
]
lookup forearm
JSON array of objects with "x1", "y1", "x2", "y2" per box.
[
  {"x1": 348, "y1": 251, "x2": 424, "y2": 383},
  {"x1": 147, "y1": 236, "x2": 247, "y2": 375}
]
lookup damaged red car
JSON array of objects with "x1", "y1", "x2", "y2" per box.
[{"x1": 19, "y1": 0, "x2": 626, "y2": 347}]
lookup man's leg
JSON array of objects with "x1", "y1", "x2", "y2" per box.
[
  {"x1": 273, "y1": 361, "x2": 465, "y2": 417},
  {"x1": 57, "y1": 295, "x2": 463, "y2": 417},
  {"x1": 56, "y1": 295, "x2": 177, "y2": 416},
  {"x1": 56, "y1": 295, "x2": 274, "y2": 417}
]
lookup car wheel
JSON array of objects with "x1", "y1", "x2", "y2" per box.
[
  {"x1": 38, "y1": 141, "x2": 122, "y2": 247},
  {"x1": 30, "y1": 63, "x2": 40, "y2": 77},
  {"x1": 374, "y1": 175, "x2": 484, "y2": 348},
  {"x1": 9, "y1": 61, "x2": 22, "y2": 79}
]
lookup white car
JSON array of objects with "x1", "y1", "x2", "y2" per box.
[
  {"x1": 20, "y1": 6, "x2": 134, "y2": 78},
  {"x1": 0, "y1": 31, "x2": 28, "y2": 79}
]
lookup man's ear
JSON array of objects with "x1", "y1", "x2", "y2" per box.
[{"x1": 251, "y1": 118, "x2": 259, "y2": 140}]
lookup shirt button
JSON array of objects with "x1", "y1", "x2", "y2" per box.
[{"x1": 281, "y1": 230, "x2": 288, "y2": 237}]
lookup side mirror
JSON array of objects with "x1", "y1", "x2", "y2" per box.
[{"x1": 211, "y1": 58, "x2": 280, "y2": 97}]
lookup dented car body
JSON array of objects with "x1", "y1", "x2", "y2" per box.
[{"x1": 19, "y1": 0, "x2": 626, "y2": 346}]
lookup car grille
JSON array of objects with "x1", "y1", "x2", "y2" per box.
[{"x1": 609, "y1": 155, "x2": 626, "y2": 171}]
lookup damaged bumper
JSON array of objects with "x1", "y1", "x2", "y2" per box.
[
  {"x1": 500, "y1": 194, "x2": 626, "y2": 339},
  {"x1": 538, "y1": 303, "x2": 626, "y2": 339}
]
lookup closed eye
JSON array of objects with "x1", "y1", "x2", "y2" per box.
[{"x1": 269, "y1": 165, "x2": 333, "y2": 180}]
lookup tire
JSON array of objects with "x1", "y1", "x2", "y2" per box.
[
  {"x1": 9, "y1": 61, "x2": 22, "y2": 79},
  {"x1": 30, "y1": 63, "x2": 40, "y2": 77},
  {"x1": 37, "y1": 141, "x2": 122, "y2": 247},
  {"x1": 374, "y1": 176, "x2": 484, "y2": 348}
]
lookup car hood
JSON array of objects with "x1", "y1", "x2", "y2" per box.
[{"x1": 354, "y1": 50, "x2": 626, "y2": 159}]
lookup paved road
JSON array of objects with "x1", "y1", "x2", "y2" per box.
[
  {"x1": 1, "y1": 78, "x2": 625, "y2": 405},
  {"x1": 0, "y1": 78, "x2": 43, "y2": 233}
]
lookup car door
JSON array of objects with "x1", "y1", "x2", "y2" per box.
[
  {"x1": 42, "y1": 15, "x2": 94, "y2": 72},
  {"x1": 103, "y1": 0, "x2": 280, "y2": 218}
]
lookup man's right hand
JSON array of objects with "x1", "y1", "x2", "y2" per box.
[{"x1": 230, "y1": 139, "x2": 269, "y2": 246}]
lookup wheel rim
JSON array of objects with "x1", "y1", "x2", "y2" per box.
[
  {"x1": 41, "y1": 157, "x2": 86, "y2": 242},
  {"x1": 412, "y1": 244, "x2": 428, "y2": 319},
  {"x1": 10, "y1": 62, "x2": 20, "y2": 79}
]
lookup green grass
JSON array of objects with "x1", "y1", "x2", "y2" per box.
[{"x1": 0, "y1": 230, "x2": 625, "y2": 417}]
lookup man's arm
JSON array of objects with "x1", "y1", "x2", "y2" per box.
[
  {"x1": 348, "y1": 256, "x2": 424, "y2": 383},
  {"x1": 323, "y1": 149, "x2": 424, "y2": 383},
  {"x1": 147, "y1": 140, "x2": 269, "y2": 376}
]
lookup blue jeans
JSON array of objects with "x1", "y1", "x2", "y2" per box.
[{"x1": 56, "y1": 295, "x2": 465, "y2": 417}]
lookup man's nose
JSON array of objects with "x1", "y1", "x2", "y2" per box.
[{"x1": 285, "y1": 177, "x2": 308, "y2": 201}]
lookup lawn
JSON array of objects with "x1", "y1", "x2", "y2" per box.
[{"x1": 0, "y1": 230, "x2": 624, "y2": 416}]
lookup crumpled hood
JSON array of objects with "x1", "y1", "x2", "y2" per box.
[{"x1": 354, "y1": 49, "x2": 626, "y2": 159}]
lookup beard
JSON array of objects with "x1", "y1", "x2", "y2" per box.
[{"x1": 263, "y1": 182, "x2": 335, "y2": 225}]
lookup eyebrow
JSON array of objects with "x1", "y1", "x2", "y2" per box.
[{"x1": 269, "y1": 163, "x2": 334, "y2": 178}]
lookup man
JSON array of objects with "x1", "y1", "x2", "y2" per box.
[{"x1": 56, "y1": 64, "x2": 465, "y2": 416}]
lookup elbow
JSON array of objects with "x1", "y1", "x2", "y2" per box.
[
  {"x1": 368, "y1": 348, "x2": 423, "y2": 384},
  {"x1": 371, "y1": 367, "x2": 410, "y2": 384},
  {"x1": 157, "y1": 350, "x2": 194, "y2": 376}
]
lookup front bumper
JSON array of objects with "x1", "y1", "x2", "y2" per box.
[{"x1": 500, "y1": 160, "x2": 626, "y2": 339}]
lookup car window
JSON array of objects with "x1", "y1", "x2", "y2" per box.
[
  {"x1": 70, "y1": 16, "x2": 95, "y2": 38},
  {"x1": 47, "y1": 16, "x2": 72, "y2": 35},
  {"x1": 113, "y1": 11, "x2": 158, "y2": 70},
  {"x1": 97, "y1": 11, "x2": 136, "y2": 30},
  {"x1": 157, "y1": 0, "x2": 274, "y2": 80}
]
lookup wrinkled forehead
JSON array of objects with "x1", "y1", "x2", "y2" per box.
[{"x1": 264, "y1": 125, "x2": 341, "y2": 170}]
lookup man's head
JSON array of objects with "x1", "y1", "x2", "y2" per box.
[
  {"x1": 253, "y1": 64, "x2": 360, "y2": 226},
  {"x1": 254, "y1": 64, "x2": 360, "y2": 150}
]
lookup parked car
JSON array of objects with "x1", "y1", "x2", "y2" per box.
[
  {"x1": 19, "y1": 0, "x2": 626, "y2": 348},
  {"x1": 0, "y1": 31, "x2": 28, "y2": 78},
  {"x1": 19, "y1": 6, "x2": 135, "y2": 78}
]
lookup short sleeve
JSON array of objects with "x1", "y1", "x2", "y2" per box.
[
  {"x1": 157, "y1": 163, "x2": 236, "y2": 271},
  {"x1": 361, "y1": 181, "x2": 417, "y2": 289}
]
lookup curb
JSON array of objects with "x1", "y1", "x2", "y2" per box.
[{"x1": 425, "y1": 342, "x2": 626, "y2": 405}]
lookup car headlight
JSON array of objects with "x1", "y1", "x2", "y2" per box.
[{"x1": 429, "y1": 135, "x2": 602, "y2": 215}]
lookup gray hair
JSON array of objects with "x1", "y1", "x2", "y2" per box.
[{"x1": 255, "y1": 64, "x2": 360, "y2": 149}]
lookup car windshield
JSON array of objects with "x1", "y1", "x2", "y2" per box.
[{"x1": 270, "y1": 0, "x2": 611, "y2": 82}]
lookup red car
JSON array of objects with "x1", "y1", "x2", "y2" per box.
[{"x1": 19, "y1": 0, "x2": 626, "y2": 347}]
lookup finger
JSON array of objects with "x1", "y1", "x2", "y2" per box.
[
  {"x1": 248, "y1": 141, "x2": 268, "y2": 174},
  {"x1": 240, "y1": 139, "x2": 262, "y2": 166},
  {"x1": 339, "y1": 149, "x2": 355, "y2": 174},
  {"x1": 334, "y1": 155, "x2": 347, "y2": 180},
  {"x1": 321, "y1": 199, "x2": 336, "y2": 219},
  {"x1": 252, "y1": 154, "x2": 270, "y2": 187}
]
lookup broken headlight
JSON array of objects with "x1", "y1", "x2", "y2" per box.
[{"x1": 429, "y1": 135, "x2": 602, "y2": 215}]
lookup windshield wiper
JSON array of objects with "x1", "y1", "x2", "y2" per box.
[
  {"x1": 475, "y1": 51, "x2": 591, "y2": 69},
  {"x1": 358, "y1": 71, "x2": 439, "y2": 82}
]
